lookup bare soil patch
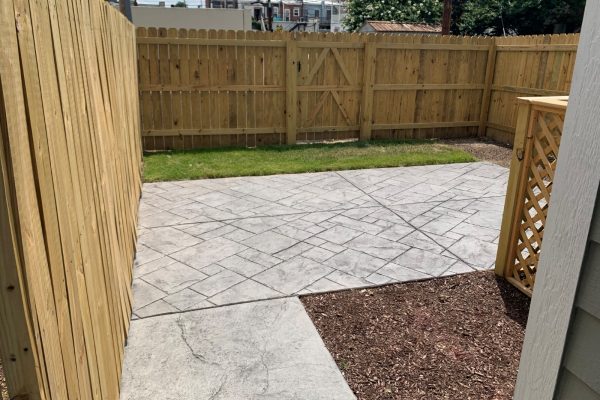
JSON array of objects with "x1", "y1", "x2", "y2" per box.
[
  {"x1": 302, "y1": 272, "x2": 530, "y2": 400},
  {"x1": 442, "y1": 138, "x2": 513, "y2": 168}
]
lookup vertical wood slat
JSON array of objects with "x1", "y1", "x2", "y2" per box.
[
  {"x1": 0, "y1": 2, "x2": 49, "y2": 397},
  {"x1": 148, "y1": 27, "x2": 160, "y2": 151},
  {"x1": 478, "y1": 41, "x2": 497, "y2": 136},
  {"x1": 360, "y1": 41, "x2": 376, "y2": 141},
  {"x1": 286, "y1": 34, "x2": 298, "y2": 145},
  {"x1": 0, "y1": 0, "x2": 142, "y2": 398}
]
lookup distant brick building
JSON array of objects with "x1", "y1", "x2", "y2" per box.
[
  {"x1": 278, "y1": 1, "x2": 302, "y2": 22},
  {"x1": 277, "y1": 0, "x2": 341, "y2": 29},
  {"x1": 237, "y1": 0, "x2": 345, "y2": 32},
  {"x1": 207, "y1": 0, "x2": 239, "y2": 8}
]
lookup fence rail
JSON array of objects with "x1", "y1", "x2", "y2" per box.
[
  {"x1": 136, "y1": 29, "x2": 578, "y2": 150},
  {"x1": 495, "y1": 96, "x2": 568, "y2": 296},
  {"x1": 0, "y1": 0, "x2": 141, "y2": 399}
]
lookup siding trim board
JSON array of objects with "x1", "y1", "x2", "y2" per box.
[{"x1": 513, "y1": 1, "x2": 600, "y2": 398}]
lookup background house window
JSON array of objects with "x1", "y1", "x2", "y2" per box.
[
  {"x1": 284, "y1": 9, "x2": 290, "y2": 21},
  {"x1": 314, "y1": 9, "x2": 319, "y2": 18},
  {"x1": 293, "y1": 8, "x2": 299, "y2": 17},
  {"x1": 326, "y1": 10, "x2": 331, "y2": 20},
  {"x1": 273, "y1": 6, "x2": 279, "y2": 16}
]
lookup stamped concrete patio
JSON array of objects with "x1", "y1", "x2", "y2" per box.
[
  {"x1": 132, "y1": 161, "x2": 507, "y2": 318},
  {"x1": 121, "y1": 162, "x2": 508, "y2": 399}
]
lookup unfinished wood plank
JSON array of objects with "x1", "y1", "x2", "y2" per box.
[
  {"x1": 144, "y1": 127, "x2": 286, "y2": 136},
  {"x1": 360, "y1": 41, "x2": 376, "y2": 141},
  {"x1": 373, "y1": 121, "x2": 479, "y2": 130},
  {"x1": 286, "y1": 36, "x2": 298, "y2": 144},
  {"x1": 496, "y1": 44, "x2": 578, "y2": 51},
  {"x1": 331, "y1": 47, "x2": 354, "y2": 85},
  {"x1": 137, "y1": 37, "x2": 287, "y2": 47},
  {"x1": 0, "y1": 4, "x2": 45, "y2": 396},
  {"x1": 478, "y1": 41, "x2": 497, "y2": 136}
]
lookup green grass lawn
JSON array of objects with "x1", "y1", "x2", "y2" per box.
[{"x1": 143, "y1": 140, "x2": 476, "y2": 182}]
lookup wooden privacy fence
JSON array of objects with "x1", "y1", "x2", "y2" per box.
[
  {"x1": 486, "y1": 35, "x2": 577, "y2": 144},
  {"x1": 495, "y1": 96, "x2": 568, "y2": 296},
  {"x1": 136, "y1": 29, "x2": 578, "y2": 150},
  {"x1": 0, "y1": 0, "x2": 141, "y2": 399}
]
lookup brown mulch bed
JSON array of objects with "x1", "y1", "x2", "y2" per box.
[
  {"x1": 442, "y1": 138, "x2": 513, "y2": 168},
  {"x1": 302, "y1": 272, "x2": 530, "y2": 400},
  {"x1": 1, "y1": 358, "x2": 7, "y2": 400}
]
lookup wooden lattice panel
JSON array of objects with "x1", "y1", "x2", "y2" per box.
[{"x1": 504, "y1": 104, "x2": 565, "y2": 294}]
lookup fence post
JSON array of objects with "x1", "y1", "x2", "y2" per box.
[
  {"x1": 478, "y1": 40, "x2": 497, "y2": 137},
  {"x1": 286, "y1": 35, "x2": 298, "y2": 145},
  {"x1": 495, "y1": 99, "x2": 533, "y2": 277},
  {"x1": 360, "y1": 41, "x2": 376, "y2": 141}
]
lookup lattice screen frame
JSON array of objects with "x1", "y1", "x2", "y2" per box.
[{"x1": 495, "y1": 97, "x2": 568, "y2": 296}]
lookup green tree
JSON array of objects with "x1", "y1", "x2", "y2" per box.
[
  {"x1": 343, "y1": 0, "x2": 443, "y2": 32},
  {"x1": 450, "y1": 0, "x2": 468, "y2": 34},
  {"x1": 455, "y1": 0, "x2": 585, "y2": 36},
  {"x1": 172, "y1": 1, "x2": 188, "y2": 7},
  {"x1": 543, "y1": 0, "x2": 585, "y2": 32}
]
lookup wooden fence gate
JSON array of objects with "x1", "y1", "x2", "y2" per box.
[
  {"x1": 495, "y1": 96, "x2": 568, "y2": 296},
  {"x1": 137, "y1": 30, "x2": 578, "y2": 150},
  {"x1": 295, "y1": 39, "x2": 363, "y2": 142}
]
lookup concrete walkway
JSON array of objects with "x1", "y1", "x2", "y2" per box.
[
  {"x1": 121, "y1": 297, "x2": 355, "y2": 400},
  {"x1": 122, "y1": 162, "x2": 508, "y2": 399}
]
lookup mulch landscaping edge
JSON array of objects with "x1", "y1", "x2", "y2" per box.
[{"x1": 302, "y1": 271, "x2": 530, "y2": 400}]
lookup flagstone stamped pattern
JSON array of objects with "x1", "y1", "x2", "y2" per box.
[{"x1": 132, "y1": 162, "x2": 508, "y2": 319}]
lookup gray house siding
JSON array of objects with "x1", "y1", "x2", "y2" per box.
[
  {"x1": 557, "y1": 370, "x2": 600, "y2": 400},
  {"x1": 556, "y1": 201, "x2": 600, "y2": 399}
]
